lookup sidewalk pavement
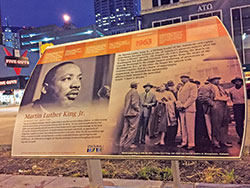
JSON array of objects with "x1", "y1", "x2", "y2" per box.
[
  {"x1": 0, "y1": 174, "x2": 249, "y2": 188},
  {"x1": 0, "y1": 105, "x2": 18, "y2": 113}
]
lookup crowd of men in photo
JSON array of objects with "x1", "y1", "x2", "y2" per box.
[{"x1": 119, "y1": 75, "x2": 245, "y2": 151}]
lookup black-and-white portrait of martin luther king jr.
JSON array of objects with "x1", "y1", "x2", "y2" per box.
[
  {"x1": 21, "y1": 61, "x2": 83, "y2": 112},
  {"x1": 20, "y1": 55, "x2": 115, "y2": 113}
]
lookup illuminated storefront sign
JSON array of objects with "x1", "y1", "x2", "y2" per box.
[
  {"x1": 5, "y1": 56, "x2": 29, "y2": 68},
  {"x1": 0, "y1": 80, "x2": 18, "y2": 86}
]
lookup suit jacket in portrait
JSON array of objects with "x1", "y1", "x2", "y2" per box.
[
  {"x1": 201, "y1": 83, "x2": 229, "y2": 104},
  {"x1": 124, "y1": 88, "x2": 141, "y2": 117},
  {"x1": 198, "y1": 84, "x2": 215, "y2": 107},
  {"x1": 140, "y1": 91, "x2": 156, "y2": 117},
  {"x1": 177, "y1": 81, "x2": 198, "y2": 112}
]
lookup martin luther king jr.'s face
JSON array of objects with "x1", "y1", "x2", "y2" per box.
[{"x1": 46, "y1": 63, "x2": 83, "y2": 107}]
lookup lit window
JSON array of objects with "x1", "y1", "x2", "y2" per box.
[
  {"x1": 22, "y1": 42, "x2": 30, "y2": 45},
  {"x1": 29, "y1": 48, "x2": 39, "y2": 52},
  {"x1": 85, "y1": 30, "x2": 93, "y2": 34},
  {"x1": 42, "y1": 37, "x2": 55, "y2": 42},
  {"x1": 21, "y1": 34, "x2": 29, "y2": 38},
  {"x1": 29, "y1": 33, "x2": 41, "y2": 37},
  {"x1": 30, "y1": 40, "x2": 39, "y2": 44}
]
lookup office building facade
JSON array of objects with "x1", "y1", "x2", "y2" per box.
[
  {"x1": 2, "y1": 26, "x2": 22, "y2": 49},
  {"x1": 19, "y1": 25, "x2": 105, "y2": 52},
  {"x1": 94, "y1": 0, "x2": 141, "y2": 35},
  {"x1": 141, "y1": 0, "x2": 250, "y2": 65}
]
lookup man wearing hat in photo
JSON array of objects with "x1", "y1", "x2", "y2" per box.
[
  {"x1": 204, "y1": 75, "x2": 232, "y2": 148},
  {"x1": 166, "y1": 80, "x2": 177, "y2": 97},
  {"x1": 176, "y1": 75, "x2": 198, "y2": 150},
  {"x1": 134, "y1": 83, "x2": 156, "y2": 145},
  {"x1": 229, "y1": 77, "x2": 245, "y2": 144},
  {"x1": 120, "y1": 81, "x2": 141, "y2": 149}
]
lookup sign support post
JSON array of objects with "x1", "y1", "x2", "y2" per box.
[
  {"x1": 86, "y1": 159, "x2": 104, "y2": 188},
  {"x1": 171, "y1": 160, "x2": 181, "y2": 188}
]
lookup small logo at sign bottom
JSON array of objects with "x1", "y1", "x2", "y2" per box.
[{"x1": 87, "y1": 145, "x2": 103, "y2": 153}]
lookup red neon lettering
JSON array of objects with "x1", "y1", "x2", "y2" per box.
[
  {"x1": 6, "y1": 59, "x2": 17, "y2": 64},
  {"x1": 0, "y1": 81, "x2": 6, "y2": 86},
  {"x1": 6, "y1": 80, "x2": 18, "y2": 85}
]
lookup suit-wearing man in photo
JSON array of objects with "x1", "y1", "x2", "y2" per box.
[
  {"x1": 135, "y1": 83, "x2": 156, "y2": 145},
  {"x1": 194, "y1": 81, "x2": 210, "y2": 145},
  {"x1": 176, "y1": 75, "x2": 198, "y2": 150},
  {"x1": 197, "y1": 82, "x2": 213, "y2": 142},
  {"x1": 204, "y1": 76, "x2": 232, "y2": 148},
  {"x1": 229, "y1": 77, "x2": 245, "y2": 144},
  {"x1": 165, "y1": 80, "x2": 178, "y2": 145},
  {"x1": 120, "y1": 82, "x2": 141, "y2": 149}
]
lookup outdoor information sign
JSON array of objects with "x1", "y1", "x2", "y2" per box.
[{"x1": 12, "y1": 17, "x2": 247, "y2": 160}]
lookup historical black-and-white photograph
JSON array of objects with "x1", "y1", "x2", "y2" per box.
[
  {"x1": 20, "y1": 55, "x2": 114, "y2": 112},
  {"x1": 111, "y1": 37, "x2": 246, "y2": 157}
]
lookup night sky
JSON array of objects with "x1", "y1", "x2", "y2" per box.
[{"x1": 1, "y1": 0, "x2": 95, "y2": 28}]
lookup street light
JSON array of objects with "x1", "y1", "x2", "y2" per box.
[
  {"x1": 62, "y1": 14, "x2": 75, "y2": 30},
  {"x1": 63, "y1": 14, "x2": 71, "y2": 22}
]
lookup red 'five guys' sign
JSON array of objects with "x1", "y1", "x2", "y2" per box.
[
  {"x1": 0, "y1": 80, "x2": 18, "y2": 86},
  {"x1": 5, "y1": 56, "x2": 30, "y2": 68}
]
